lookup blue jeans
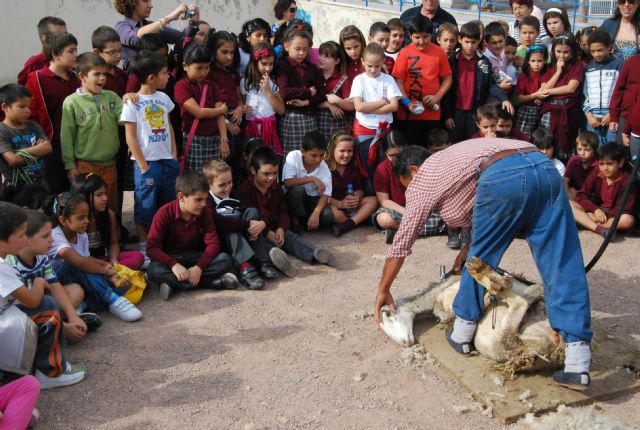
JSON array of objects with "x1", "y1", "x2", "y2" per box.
[
  {"x1": 54, "y1": 263, "x2": 125, "y2": 311},
  {"x1": 452, "y1": 150, "x2": 593, "y2": 344},
  {"x1": 134, "y1": 159, "x2": 179, "y2": 226}
]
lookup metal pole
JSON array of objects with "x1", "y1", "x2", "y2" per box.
[
  {"x1": 572, "y1": 0, "x2": 578, "y2": 30},
  {"x1": 478, "y1": 0, "x2": 482, "y2": 19}
]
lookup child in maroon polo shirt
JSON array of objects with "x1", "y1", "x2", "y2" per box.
[
  {"x1": 24, "y1": 32, "x2": 79, "y2": 195},
  {"x1": 572, "y1": 142, "x2": 636, "y2": 238},
  {"x1": 237, "y1": 147, "x2": 337, "y2": 277},
  {"x1": 146, "y1": 172, "x2": 239, "y2": 300},
  {"x1": 18, "y1": 16, "x2": 67, "y2": 85},
  {"x1": 564, "y1": 131, "x2": 599, "y2": 200}
]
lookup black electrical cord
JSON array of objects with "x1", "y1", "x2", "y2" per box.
[{"x1": 584, "y1": 143, "x2": 640, "y2": 273}]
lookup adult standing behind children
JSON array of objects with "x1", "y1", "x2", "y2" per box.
[
  {"x1": 114, "y1": 0, "x2": 200, "y2": 71},
  {"x1": 399, "y1": 0, "x2": 457, "y2": 44}
]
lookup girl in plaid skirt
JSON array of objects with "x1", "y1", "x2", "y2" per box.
[
  {"x1": 317, "y1": 41, "x2": 353, "y2": 142},
  {"x1": 514, "y1": 45, "x2": 548, "y2": 138},
  {"x1": 276, "y1": 25, "x2": 324, "y2": 156},
  {"x1": 241, "y1": 42, "x2": 285, "y2": 155},
  {"x1": 174, "y1": 44, "x2": 229, "y2": 173}
]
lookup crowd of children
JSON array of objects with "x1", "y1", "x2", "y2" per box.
[{"x1": 1, "y1": 2, "x2": 640, "y2": 424}]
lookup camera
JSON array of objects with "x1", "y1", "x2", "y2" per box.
[{"x1": 182, "y1": 7, "x2": 196, "y2": 19}]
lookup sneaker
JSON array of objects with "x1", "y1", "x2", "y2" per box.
[
  {"x1": 445, "y1": 328, "x2": 475, "y2": 355},
  {"x1": 78, "y1": 312, "x2": 103, "y2": 331},
  {"x1": 384, "y1": 228, "x2": 397, "y2": 245},
  {"x1": 313, "y1": 247, "x2": 337, "y2": 267},
  {"x1": 553, "y1": 371, "x2": 591, "y2": 391},
  {"x1": 211, "y1": 273, "x2": 240, "y2": 290},
  {"x1": 158, "y1": 282, "x2": 173, "y2": 300},
  {"x1": 269, "y1": 247, "x2": 297, "y2": 277},
  {"x1": 447, "y1": 228, "x2": 461, "y2": 249},
  {"x1": 35, "y1": 362, "x2": 86, "y2": 389},
  {"x1": 460, "y1": 228, "x2": 472, "y2": 248},
  {"x1": 28, "y1": 407, "x2": 39, "y2": 428},
  {"x1": 109, "y1": 296, "x2": 142, "y2": 322},
  {"x1": 259, "y1": 263, "x2": 280, "y2": 279},
  {"x1": 238, "y1": 265, "x2": 265, "y2": 290}
]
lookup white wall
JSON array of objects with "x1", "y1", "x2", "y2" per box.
[{"x1": 0, "y1": 0, "x2": 275, "y2": 83}]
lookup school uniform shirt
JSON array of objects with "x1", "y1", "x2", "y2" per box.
[
  {"x1": 174, "y1": 77, "x2": 222, "y2": 134},
  {"x1": 392, "y1": 43, "x2": 452, "y2": 121},
  {"x1": 49, "y1": 226, "x2": 90, "y2": 270},
  {"x1": 208, "y1": 64, "x2": 241, "y2": 109},
  {"x1": 349, "y1": 73, "x2": 403, "y2": 130},
  {"x1": 0, "y1": 121, "x2": 47, "y2": 182},
  {"x1": 515, "y1": 70, "x2": 543, "y2": 105},
  {"x1": 320, "y1": 69, "x2": 348, "y2": 99},
  {"x1": 331, "y1": 164, "x2": 364, "y2": 200},
  {"x1": 541, "y1": 61, "x2": 584, "y2": 102},
  {"x1": 373, "y1": 159, "x2": 406, "y2": 206},
  {"x1": 277, "y1": 57, "x2": 325, "y2": 114},
  {"x1": 237, "y1": 177, "x2": 291, "y2": 232},
  {"x1": 103, "y1": 66, "x2": 128, "y2": 97},
  {"x1": 120, "y1": 92, "x2": 175, "y2": 161},
  {"x1": 0, "y1": 257, "x2": 22, "y2": 313},
  {"x1": 17, "y1": 52, "x2": 48, "y2": 85},
  {"x1": 240, "y1": 78, "x2": 279, "y2": 118},
  {"x1": 25, "y1": 67, "x2": 80, "y2": 143},
  {"x1": 610, "y1": 53, "x2": 640, "y2": 123},
  {"x1": 146, "y1": 200, "x2": 221, "y2": 270},
  {"x1": 6, "y1": 255, "x2": 59, "y2": 306},
  {"x1": 576, "y1": 170, "x2": 636, "y2": 216},
  {"x1": 383, "y1": 55, "x2": 395, "y2": 75},
  {"x1": 282, "y1": 150, "x2": 333, "y2": 197},
  {"x1": 564, "y1": 155, "x2": 598, "y2": 190},
  {"x1": 343, "y1": 58, "x2": 365, "y2": 100},
  {"x1": 456, "y1": 53, "x2": 476, "y2": 110}
]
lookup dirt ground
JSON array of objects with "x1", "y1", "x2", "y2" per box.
[{"x1": 34, "y1": 192, "x2": 640, "y2": 429}]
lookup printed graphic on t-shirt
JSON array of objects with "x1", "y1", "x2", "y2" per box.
[
  {"x1": 407, "y1": 56, "x2": 423, "y2": 101},
  {"x1": 145, "y1": 104, "x2": 167, "y2": 138}
]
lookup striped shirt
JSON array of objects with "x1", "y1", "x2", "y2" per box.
[
  {"x1": 387, "y1": 138, "x2": 534, "y2": 259},
  {"x1": 583, "y1": 56, "x2": 623, "y2": 114},
  {"x1": 7, "y1": 254, "x2": 59, "y2": 293}
]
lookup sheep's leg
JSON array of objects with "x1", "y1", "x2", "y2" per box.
[{"x1": 465, "y1": 256, "x2": 513, "y2": 295}]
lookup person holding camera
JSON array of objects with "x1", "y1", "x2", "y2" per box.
[{"x1": 114, "y1": 0, "x2": 200, "y2": 71}]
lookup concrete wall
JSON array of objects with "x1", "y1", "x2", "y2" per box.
[{"x1": 0, "y1": 0, "x2": 275, "y2": 83}]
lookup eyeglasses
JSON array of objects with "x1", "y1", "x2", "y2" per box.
[
  {"x1": 103, "y1": 48, "x2": 124, "y2": 57},
  {"x1": 618, "y1": 0, "x2": 637, "y2": 5},
  {"x1": 288, "y1": 7, "x2": 298, "y2": 12}
]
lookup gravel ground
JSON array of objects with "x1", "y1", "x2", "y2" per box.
[{"x1": 33, "y1": 193, "x2": 640, "y2": 429}]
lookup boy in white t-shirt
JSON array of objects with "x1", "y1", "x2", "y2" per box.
[
  {"x1": 282, "y1": 131, "x2": 335, "y2": 233},
  {"x1": 120, "y1": 51, "x2": 179, "y2": 261},
  {"x1": 349, "y1": 43, "x2": 402, "y2": 185}
]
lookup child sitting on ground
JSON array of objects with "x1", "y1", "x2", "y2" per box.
[
  {"x1": 0, "y1": 202, "x2": 86, "y2": 389},
  {"x1": 470, "y1": 105, "x2": 499, "y2": 138},
  {"x1": 572, "y1": 142, "x2": 636, "y2": 237},
  {"x1": 202, "y1": 159, "x2": 266, "y2": 290},
  {"x1": 427, "y1": 128, "x2": 451, "y2": 153},
  {"x1": 282, "y1": 131, "x2": 335, "y2": 233},
  {"x1": 531, "y1": 128, "x2": 565, "y2": 175},
  {"x1": 146, "y1": 171, "x2": 239, "y2": 300},
  {"x1": 496, "y1": 107, "x2": 530, "y2": 141},
  {"x1": 564, "y1": 131, "x2": 599, "y2": 200},
  {"x1": 237, "y1": 147, "x2": 337, "y2": 274},
  {"x1": 324, "y1": 132, "x2": 378, "y2": 237}
]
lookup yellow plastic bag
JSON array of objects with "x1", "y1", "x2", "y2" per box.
[{"x1": 111, "y1": 264, "x2": 147, "y2": 304}]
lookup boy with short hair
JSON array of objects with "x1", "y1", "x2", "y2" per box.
[
  {"x1": 515, "y1": 16, "x2": 541, "y2": 69},
  {"x1": 504, "y1": 36, "x2": 519, "y2": 82},
  {"x1": 202, "y1": 159, "x2": 266, "y2": 290},
  {"x1": 369, "y1": 21, "x2": 395, "y2": 74},
  {"x1": 436, "y1": 23, "x2": 459, "y2": 58},
  {"x1": 470, "y1": 104, "x2": 498, "y2": 138},
  {"x1": 283, "y1": 131, "x2": 335, "y2": 232},
  {"x1": 120, "y1": 51, "x2": 180, "y2": 263},
  {"x1": 392, "y1": 14, "x2": 452, "y2": 144},
  {"x1": 61, "y1": 52, "x2": 123, "y2": 212},
  {"x1": 18, "y1": 16, "x2": 67, "y2": 85},
  {"x1": 146, "y1": 171, "x2": 239, "y2": 300},
  {"x1": 427, "y1": 128, "x2": 451, "y2": 153},
  {"x1": 386, "y1": 18, "x2": 405, "y2": 61},
  {"x1": 238, "y1": 147, "x2": 336, "y2": 272},
  {"x1": 0, "y1": 202, "x2": 86, "y2": 389},
  {"x1": 564, "y1": 131, "x2": 600, "y2": 199},
  {"x1": 573, "y1": 142, "x2": 636, "y2": 237},
  {"x1": 0, "y1": 84, "x2": 52, "y2": 189},
  {"x1": 583, "y1": 29, "x2": 622, "y2": 144},
  {"x1": 531, "y1": 128, "x2": 565, "y2": 175},
  {"x1": 496, "y1": 107, "x2": 529, "y2": 141},
  {"x1": 92, "y1": 26, "x2": 128, "y2": 97},
  {"x1": 443, "y1": 22, "x2": 513, "y2": 143},
  {"x1": 483, "y1": 21, "x2": 514, "y2": 103},
  {"x1": 24, "y1": 32, "x2": 80, "y2": 195}
]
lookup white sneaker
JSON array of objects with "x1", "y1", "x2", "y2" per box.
[
  {"x1": 109, "y1": 296, "x2": 142, "y2": 322},
  {"x1": 35, "y1": 362, "x2": 86, "y2": 389}
]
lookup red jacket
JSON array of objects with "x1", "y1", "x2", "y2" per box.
[
  {"x1": 609, "y1": 55, "x2": 640, "y2": 123},
  {"x1": 575, "y1": 170, "x2": 635, "y2": 215}
]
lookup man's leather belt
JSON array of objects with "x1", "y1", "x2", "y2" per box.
[{"x1": 478, "y1": 147, "x2": 540, "y2": 172}]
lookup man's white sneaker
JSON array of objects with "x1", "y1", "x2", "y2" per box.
[
  {"x1": 35, "y1": 362, "x2": 86, "y2": 389},
  {"x1": 109, "y1": 296, "x2": 142, "y2": 321}
]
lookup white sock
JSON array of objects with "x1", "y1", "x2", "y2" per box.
[
  {"x1": 564, "y1": 341, "x2": 591, "y2": 373},
  {"x1": 451, "y1": 317, "x2": 477, "y2": 343}
]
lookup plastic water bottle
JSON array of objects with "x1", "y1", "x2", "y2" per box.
[
  {"x1": 422, "y1": 96, "x2": 440, "y2": 111},
  {"x1": 345, "y1": 183, "x2": 356, "y2": 217},
  {"x1": 411, "y1": 101, "x2": 425, "y2": 115}
]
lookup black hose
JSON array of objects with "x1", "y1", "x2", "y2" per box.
[{"x1": 584, "y1": 143, "x2": 640, "y2": 273}]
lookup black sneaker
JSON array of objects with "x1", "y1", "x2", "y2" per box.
[
  {"x1": 211, "y1": 273, "x2": 240, "y2": 290},
  {"x1": 78, "y1": 312, "x2": 103, "y2": 332},
  {"x1": 445, "y1": 328, "x2": 475, "y2": 355},
  {"x1": 238, "y1": 266, "x2": 265, "y2": 290},
  {"x1": 447, "y1": 228, "x2": 461, "y2": 249},
  {"x1": 553, "y1": 371, "x2": 590, "y2": 391},
  {"x1": 259, "y1": 263, "x2": 280, "y2": 279},
  {"x1": 384, "y1": 228, "x2": 397, "y2": 245}
]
